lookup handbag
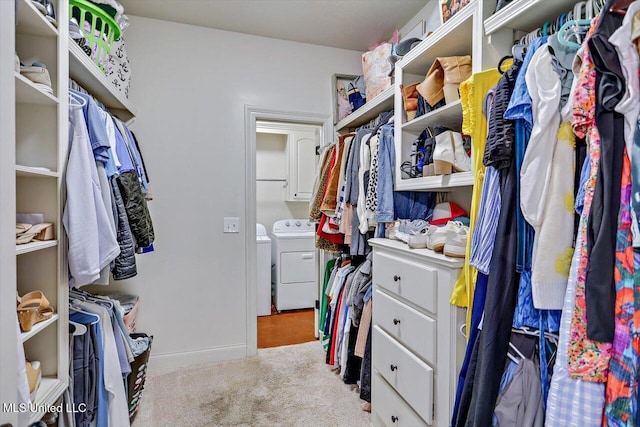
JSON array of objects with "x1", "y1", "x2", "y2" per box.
[
  {"x1": 348, "y1": 83, "x2": 366, "y2": 111},
  {"x1": 362, "y1": 42, "x2": 393, "y2": 100}
]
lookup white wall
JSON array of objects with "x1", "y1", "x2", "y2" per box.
[
  {"x1": 105, "y1": 16, "x2": 362, "y2": 369},
  {"x1": 256, "y1": 132, "x2": 309, "y2": 232}
]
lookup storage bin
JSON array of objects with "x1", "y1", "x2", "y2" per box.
[
  {"x1": 128, "y1": 333, "x2": 153, "y2": 423},
  {"x1": 123, "y1": 298, "x2": 140, "y2": 333},
  {"x1": 69, "y1": 0, "x2": 121, "y2": 73}
]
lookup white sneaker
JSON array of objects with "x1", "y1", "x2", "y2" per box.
[
  {"x1": 407, "y1": 225, "x2": 434, "y2": 249},
  {"x1": 386, "y1": 221, "x2": 400, "y2": 240},
  {"x1": 396, "y1": 219, "x2": 431, "y2": 244},
  {"x1": 444, "y1": 226, "x2": 468, "y2": 258},
  {"x1": 429, "y1": 221, "x2": 468, "y2": 253}
]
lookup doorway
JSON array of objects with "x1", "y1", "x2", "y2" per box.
[
  {"x1": 245, "y1": 107, "x2": 331, "y2": 355},
  {"x1": 255, "y1": 121, "x2": 318, "y2": 348}
]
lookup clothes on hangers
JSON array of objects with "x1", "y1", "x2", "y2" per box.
[
  {"x1": 65, "y1": 98, "x2": 121, "y2": 287},
  {"x1": 65, "y1": 85, "x2": 154, "y2": 285},
  {"x1": 320, "y1": 254, "x2": 373, "y2": 404}
]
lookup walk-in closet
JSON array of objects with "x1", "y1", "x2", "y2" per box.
[{"x1": 1, "y1": 0, "x2": 638, "y2": 426}]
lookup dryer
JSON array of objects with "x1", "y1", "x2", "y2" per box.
[{"x1": 271, "y1": 219, "x2": 316, "y2": 311}]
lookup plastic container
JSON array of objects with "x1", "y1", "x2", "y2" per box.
[{"x1": 69, "y1": 0, "x2": 121, "y2": 73}]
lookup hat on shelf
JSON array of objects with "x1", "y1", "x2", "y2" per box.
[
  {"x1": 430, "y1": 202, "x2": 467, "y2": 226},
  {"x1": 395, "y1": 37, "x2": 422, "y2": 56}
]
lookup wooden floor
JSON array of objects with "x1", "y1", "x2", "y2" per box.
[{"x1": 257, "y1": 308, "x2": 316, "y2": 349}]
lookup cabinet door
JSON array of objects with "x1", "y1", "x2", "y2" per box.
[{"x1": 287, "y1": 128, "x2": 317, "y2": 201}]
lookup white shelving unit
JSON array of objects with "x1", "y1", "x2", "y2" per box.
[
  {"x1": 15, "y1": 72, "x2": 60, "y2": 105},
  {"x1": 335, "y1": 86, "x2": 394, "y2": 133},
  {"x1": 29, "y1": 378, "x2": 68, "y2": 424},
  {"x1": 69, "y1": 41, "x2": 136, "y2": 122},
  {"x1": 15, "y1": 0, "x2": 59, "y2": 38},
  {"x1": 21, "y1": 314, "x2": 60, "y2": 343},
  {"x1": 393, "y1": 1, "x2": 482, "y2": 194},
  {"x1": 485, "y1": 0, "x2": 582, "y2": 35},
  {"x1": 484, "y1": 0, "x2": 582, "y2": 58},
  {"x1": 16, "y1": 240, "x2": 59, "y2": 255},
  {"x1": 0, "y1": 0, "x2": 71, "y2": 423},
  {"x1": 16, "y1": 165, "x2": 60, "y2": 178},
  {"x1": 402, "y1": 100, "x2": 463, "y2": 132},
  {"x1": 2, "y1": 1, "x2": 138, "y2": 424}
]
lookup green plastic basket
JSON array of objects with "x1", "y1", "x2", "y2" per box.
[{"x1": 69, "y1": 0, "x2": 121, "y2": 73}]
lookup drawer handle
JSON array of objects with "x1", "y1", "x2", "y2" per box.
[
  {"x1": 390, "y1": 364, "x2": 398, "y2": 372},
  {"x1": 393, "y1": 275, "x2": 401, "y2": 282},
  {"x1": 391, "y1": 415, "x2": 399, "y2": 423},
  {"x1": 393, "y1": 318, "x2": 401, "y2": 325}
]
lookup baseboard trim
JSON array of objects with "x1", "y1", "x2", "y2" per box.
[{"x1": 148, "y1": 344, "x2": 247, "y2": 372}]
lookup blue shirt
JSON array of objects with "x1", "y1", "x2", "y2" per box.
[
  {"x1": 113, "y1": 124, "x2": 135, "y2": 173},
  {"x1": 504, "y1": 37, "x2": 548, "y2": 130},
  {"x1": 70, "y1": 90, "x2": 111, "y2": 163}
]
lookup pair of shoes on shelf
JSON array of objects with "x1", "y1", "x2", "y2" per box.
[
  {"x1": 17, "y1": 290, "x2": 55, "y2": 332},
  {"x1": 417, "y1": 56, "x2": 472, "y2": 108},
  {"x1": 433, "y1": 129, "x2": 471, "y2": 175},
  {"x1": 390, "y1": 219, "x2": 431, "y2": 243},
  {"x1": 408, "y1": 221, "x2": 468, "y2": 257},
  {"x1": 31, "y1": 0, "x2": 57, "y2": 27},
  {"x1": 20, "y1": 62, "x2": 53, "y2": 94},
  {"x1": 16, "y1": 222, "x2": 54, "y2": 244},
  {"x1": 26, "y1": 360, "x2": 42, "y2": 401}
]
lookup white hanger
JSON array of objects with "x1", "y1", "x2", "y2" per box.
[
  {"x1": 69, "y1": 91, "x2": 86, "y2": 108},
  {"x1": 69, "y1": 305, "x2": 100, "y2": 325},
  {"x1": 69, "y1": 320, "x2": 87, "y2": 336}
]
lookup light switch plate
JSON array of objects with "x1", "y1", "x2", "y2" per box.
[{"x1": 223, "y1": 217, "x2": 240, "y2": 233}]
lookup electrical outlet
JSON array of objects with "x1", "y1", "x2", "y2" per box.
[{"x1": 223, "y1": 217, "x2": 240, "y2": 233}]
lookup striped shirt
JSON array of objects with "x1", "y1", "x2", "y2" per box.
[{"x1": 469, "y1": 165, "x2": 501, "y2": 274}]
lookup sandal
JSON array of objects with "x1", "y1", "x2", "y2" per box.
[
  {"x1": 17, "y1": 290, "x2": 54, "y2": 332},
  {"x1": 15, "y1": 222, "x2": 54, "y2": 244},
  {"x1": 25, "y1": 360, "x2": 42, "y2": 400}
]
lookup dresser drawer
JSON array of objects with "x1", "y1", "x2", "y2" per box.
[
  {"x1": 372, "y1": 372, "x2": 429, "y2": 427},
  {"x1": 372, "y1": 251, "x2": 437, "y2": 314},
  {"x1": 372, "y1": 326, "x2": 433, "y2": 424},
  {"x1": 375, "y1": 289, "x2": 437, "y2": 366}
]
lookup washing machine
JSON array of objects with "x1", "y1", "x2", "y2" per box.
[
  {"x1": 256, "y1": 224, "x2": 272, "y2": 316},
  {"x1": 271, "y1": 219, "x2": 316, "y2": 311}
]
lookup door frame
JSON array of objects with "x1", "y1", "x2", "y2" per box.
[{"x1": 244, "y1": 106, "x2": 331, "y2": 356}]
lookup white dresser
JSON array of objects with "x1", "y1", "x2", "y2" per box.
[{"x1": 369, "y1": 238, "x2": 467, "y2": 427}]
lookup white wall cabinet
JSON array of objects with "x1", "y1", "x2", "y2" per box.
[
  {"x1": 287, "y1": 127, "x2": 317, "y2": 201},
  {"x1": 256, "y1": 121, "x2": 320, "y2": 202}
]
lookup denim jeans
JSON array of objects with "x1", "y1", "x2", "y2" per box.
[
  {"x1": 375, "y1": 123, "x2": 395, "y2": 223},
  {"x1": 514, "y1": 120, "x2": 534, "y2": 272},
  {"x1": 393, "y1": 191, "x2": 435, "y2": 221},
  {"x1": 70, "y1": 312, "x2": 99, "y2": 427}
]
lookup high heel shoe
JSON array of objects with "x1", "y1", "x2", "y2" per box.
[
  {"x1": 433, "y1": 131, "x2": 455, "y2": 175},
  {"x1": 451, "y1": 131, "x2": 471, "y2": 172},
  {"x1": 26, "y1": 360, "x2": 42, "y2": 401},
  {"x1": 417, "y1": 56, "x2": 472, "y2": 108},
  {"x1": 400, "y1": 83, "x2": 419, "y2": 121}
]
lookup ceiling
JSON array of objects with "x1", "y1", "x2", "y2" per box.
[{"x1": 118, "y1": 0, "x2": 428, "y2": 51}]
